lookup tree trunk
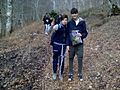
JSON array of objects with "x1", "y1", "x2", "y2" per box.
[
  {"x1": 1, "y1": 0, "x2": 6, "y2": 37},
  {"x1": 5, "y1": 0, "x2": 12, "y2": 36},
  {"x1": 35, "y1": 0, "x2": 40, "y2": 22},
  {"x1": 0, "y1": 0, "x2": 2, "y2": 37}
]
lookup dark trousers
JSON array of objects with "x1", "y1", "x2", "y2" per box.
[
  {"x1": 69, "y1": 44, "x2": 83, "y2": 76},
  {"x1": 52, "y1": 42, "x2": 66, "y2": 75}
]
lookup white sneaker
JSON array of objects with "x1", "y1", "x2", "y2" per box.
[
  {"x1": 53, "y1": 73, "x2": 57, "y2": 80},
  {"x1": 79, "y1": 78, "x2": 83, "y2": 81},
  {"x1": 68, "y1": 75, "x2": 73, "y2": 81},
  {"x1": 68, "y1": 78, "x2": 72, "y2": 81},
  {"x1": 78, "y1": 74, "x2": 83, "y2": 81},
  {"x1": 59, "y1": 75, "x2": 63, "y2": 81},
  {"x1": 45, "y1": 32, "x2": 48, "y2": 35}
]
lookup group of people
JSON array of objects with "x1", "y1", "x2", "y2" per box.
[
  {"x1": 42, "y1": 13, "x2": 62, "y2": 35},
  {"x1": 43, "y1": 8, "x2": 88, "y2": 81}
]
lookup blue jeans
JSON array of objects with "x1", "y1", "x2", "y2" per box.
[{"x1": 44, "y1": 24, "x2": 50, "y2": 33}]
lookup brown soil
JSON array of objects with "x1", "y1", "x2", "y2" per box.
[{"x1": 0, "y1": 16, "x2": 120, "y2": 90}]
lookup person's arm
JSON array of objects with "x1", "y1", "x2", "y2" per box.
[
  {"x1": 42, "y1": 17, "x2": 45, "y2": 23},
  {"x1": 77, "y1": 21, "x2": 88, "y2": 38},
  {"x1": 53, "y1": 24, "x2": 58, "y2": 30},
  {"x1": 65, "y1": 23, "x2": 70, "y2": 55},
  {"x1": 43, "y1": 16, "x2": 46, "y2": 22},
  {"x1": 81, "y1": 21, "x2": 88, "y2": 39},
  {"x1": 66, "y1": 23, "x2": 71, "y2": 46},
  {"x1": 48, "y1": 23, "x2": 58, "y2": 35}
]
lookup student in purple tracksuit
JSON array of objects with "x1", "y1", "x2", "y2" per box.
[{"x1": 50, "y1": 14, "x2": 69, "y2": 81}]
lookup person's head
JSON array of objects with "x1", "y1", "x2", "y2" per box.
[
  {"x1": 60, "y1": 14, "x2": 68, "y2": 25},
  {"x1": 45, "y1": 13, "x2": 49, "y2": 17},
  {"x1": 70, "y1": 8, "x2": 78, "y2": 20},
  {"x1": 59, "y1": 14, "x2": 62, "y2": 18}
]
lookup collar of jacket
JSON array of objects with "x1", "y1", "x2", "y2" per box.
[
  {"x1": 59, "y1": 22, "x2": 67, "y2": 28},
  {"x1": 71, "y1": 17, "x2": 84, "y2": 25}
]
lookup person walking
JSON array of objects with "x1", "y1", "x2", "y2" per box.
[
  {"x1": 49, "y1": 14, "x2": 69, "y2": 81},
  {"x1": 67, "y1": 8, "x2": 88, "y2": 81}
]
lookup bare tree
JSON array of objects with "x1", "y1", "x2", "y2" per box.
[
  {"x1": 0, "y1": 2, "x2": 1, "y2": 37},
  {"x1": 1, "y1": 0, "x2": 6, "y2": 37},
  {"x1": 6, "y1": 0, "x2": 12, "y2": 36},
  {"x1": 35, "y1": 0, "x2": 40, "y2": 21}
]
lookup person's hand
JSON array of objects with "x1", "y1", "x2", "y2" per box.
[
  {"x1": 77, "y1": 33, "x2": 82, "y2": 37},
  {"x1": 67, "y1": 46, "x2": 70, "y2": 51},
  {"x1": 51, "y1": 20, "x2": 55, "y2": 26},
  {"x1": 67, "y1": 46, "x2": 70, "y2": 52}
]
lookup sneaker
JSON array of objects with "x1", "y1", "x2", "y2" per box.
[
  {"x1": 68, "y1": 75, "x2": 73, "y2": 81},
  {"x1": 78, "y1": 74, "x2": 83, "y2": 81},
  {"x1": 53, "y1": 73, "x2": 57, "y2": 80},
  {"x1": 59, "y1": 75, "x2": 63, "y2": 81},
  {"x1": 45, "y1": 32, "x2": 48, "y2": 35}
]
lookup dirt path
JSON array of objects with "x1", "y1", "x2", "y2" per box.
[
  {"x1": 41, "y1": 16, "x2": 120, "y2": 90},
  {"x1": 0, "y1": 16, "x2": 120, "y2": 90}
]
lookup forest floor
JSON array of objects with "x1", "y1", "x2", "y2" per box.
[{"x1": 0, "y1": 15, "x2": 120, "y2": 90}]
